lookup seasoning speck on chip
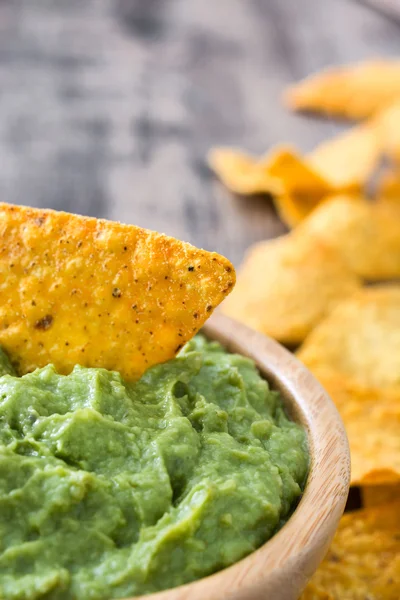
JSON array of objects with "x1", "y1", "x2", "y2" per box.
[{"x1": 0, "y1": 203, "x2": 235, "y2": 380}]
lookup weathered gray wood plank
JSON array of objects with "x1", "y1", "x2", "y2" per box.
[{"x1": 0, "y1": 0, "x2": 399, "y2": 265}]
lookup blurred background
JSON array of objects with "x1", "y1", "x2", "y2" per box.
[{"x1": 1, "y1": 0, "x2": 400, "y2": 265}]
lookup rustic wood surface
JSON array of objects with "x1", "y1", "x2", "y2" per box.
[
  {"x1": 0, "y1": 0, "x2": 400, "y2": 266},
  {"x1": 133, "y1": 313, "x2": 350, "y2": 600}
]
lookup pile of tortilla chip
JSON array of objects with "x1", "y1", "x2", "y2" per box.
[{"x1": 209, "y1": 59, "x2": 400, "y2": 599}]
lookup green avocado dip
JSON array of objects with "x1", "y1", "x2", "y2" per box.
[{"x1": 0, "y1": 336, "x2": 308, "y2": 600}]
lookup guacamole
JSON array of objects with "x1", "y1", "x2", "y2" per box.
[{"x1": 0, "y1": 337, "x2": 308, "y2": 600}]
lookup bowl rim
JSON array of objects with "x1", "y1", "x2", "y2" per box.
[{"x1": 132, "y1": 313, "x2": 350, "y2": 600}]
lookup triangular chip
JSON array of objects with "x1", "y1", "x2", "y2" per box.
[
  {"x1": 209, "y1": 133, "x2": 379, "y2": 228},
  {"x1": 296, "y1": 195, "x2": 400, "y2": 280},
  {"x1": 311, "y1": 370, "x2": 400, "y2": 485},
  {"x1": 220, "y1": 233, "x2": 361, "y2": 345},
  {"x1": 0, "y1": 203, "x2": 235, "y2": 380},
  {"x1": 207, "y1": 147, "x2": 283, "y2": 195},
  {"x1": 300, "y1": 502, "x2": 400, "y2": 599},
  {"x1": 285, "y1": 59, "x2": 400, "y2": 120},
  {"x1": 297, "y1": 286, "x2": 400, "y2": 389}
]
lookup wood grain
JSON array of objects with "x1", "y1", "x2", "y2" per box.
[
  {"x1": 128, "y1": 313, "x2": 350, "y2": 600},
  {"x1": 0, "y1": 0, "x2": 400, "y2": 265}
]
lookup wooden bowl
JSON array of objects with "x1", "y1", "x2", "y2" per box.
[{"x1": 135, "y1": 313, "x2": 350, "y2": 600}]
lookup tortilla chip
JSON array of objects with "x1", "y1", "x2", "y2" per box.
[
  {"x1": 285, "y1": 60, "x2": 400, "y2": 120},
  {"x1": 297, "y1": 286, "x2": 400, "y2": 388},
  {"x1": 300, "y1": 502, "x2": 400, "y2": 600},
  {"x1": 313, "y1": 371, "x2": 400, "y2": 485},
  {"x1": 362, "y1": 484, "x2": 400, "y2": 508},
  {"x1": 209, "y1": 131, "x2": 378, "y2": 225},
  {"x1": 308, "y1": 122, "x2": 381, "y2": 190},
  {"x1": 297, "y1": 195, "x2": 400, "y2": 280},
  {"x1": 0, "y1": 203, "x2": 235, "y2": 380},
  {"x1": 207, "y1": 147, "x2": 283, "y2": 195},
  {"x1": 220, "y1": 233, "x2": 361, "y2": 345}
]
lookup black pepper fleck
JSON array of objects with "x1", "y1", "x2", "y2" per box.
[
  {"x1": 34, "y1": 315, "x2": 53, "y2": 331},
  {"x1": 112, "y1": 288, "x2": 122, "y2": 298},
  {"x1": 188, "y1": 266, "x2": 194, "y2": 272},
  {"x1": 207, "y1": 305, "x2": 213, "y2": 312}
]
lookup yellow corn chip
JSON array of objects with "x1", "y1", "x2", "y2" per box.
[
  {"x1": 209, "y1": 131, "x2": 378, "y2": 224},
  {"x1": 297, "y1": 286, "x2": 400, "y2": 389},
  {"x1": 362, "y1": 484, "x2": 400, "y2": 508},
  {"x1": 0, "y1": 203, "x2": 235, "y2": 380},
  {"x1": 297, "y1": 195, "x2": 400, "y2": 280},
  {"x1": 207, "y1": 147, "x2": 282, "y2": 195},
  {"x1": 285, "y1": 59, "x2": 400, "y2": 120},
  {"x1": 312, "y1": 371, "x2": 400, "y2": 485},
  {"x1": 301, "y1": 502, "x2": 400, "y2": 600},
  {"x1": 308, "y1": 122, "x2": 381, "y2": 190},
  {"x1": 220, "y1": 233, "x2": 361, "y2": 345}
]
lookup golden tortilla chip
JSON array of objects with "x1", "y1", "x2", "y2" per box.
[
  {"x1": 0, "y1": 203, "x2": 235, "y2": 380},
  {"x1": 209, "y1": 131, "x2": 378, "y2": 223},
  {"x1": 297, "y1": 286, "x2": 400, "y2": 389},
  {"x1": 362, "y1": 484, "x2": 400, "y2": 508},
  {"x1": 207, "y1": 147, "x2": 283, "y2": 195},
  {"x1": 312, "y1": 371, "x2": 400, "y2": 485},
  {"x1": 308, "y1": 122, "x2": 381, "y2": 190},
  {"x1": 297, "y1": 195, "x2": 400, "y2": 280},
  {"x1": 300, "y1": 502, "x2": 400, "y2": 600},
  {"x1": 285, "y1": 60, "x2": 400, "y2": 120},
  {"x1": 220, "y1": 233, "x2": 361, "y2": 345}
]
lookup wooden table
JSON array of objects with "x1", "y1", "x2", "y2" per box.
[{"x1": 1, "y1": 0, "x2": 400, "y2": 266}]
